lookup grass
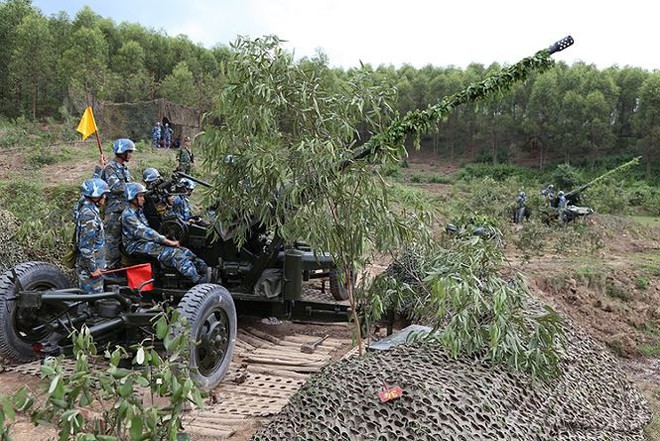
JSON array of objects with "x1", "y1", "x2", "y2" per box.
[{"x1": 633, "y1": 215, "x2": 660, "y2": 227}]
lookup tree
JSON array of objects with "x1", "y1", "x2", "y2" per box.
[
  {"x1": 159, "y1": 61, "x2": 197, "y2": 106},
  {"x1": 9, "y1": 12, "x2": 55, "y2": 119},
  {"x1": 0, "y1": 0, "x2": 34, "y2": 115},
  {"x1": 59, "y1": 26, "x2": 110, "y2": 108},
  {"x1": 633, "y1": 73, "x2": 660, "y2": 178},
  {"x1": 199, "y1": 35, "x2": 558, "y2": 353}
]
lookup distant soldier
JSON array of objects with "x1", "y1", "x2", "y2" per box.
[
  {"x1": 75, "y1": 178, "x2": 110, "y2": 294},
  {"x1": 540, "y1": 184, "x2": 555, "y2": 206},
  {"x1": 557, "y1": 190, "x2": 567, "y2": 209},
  {"x1": 100, "y1": 138, "x2": 135, "y2": 269},
  {"x1": 513, "y1": 191, "x2": 528, "y2": 224},
  {"x1": 176, "y1": 136, "x2": 195, "y2": 174},
  {"x1": 121, "y1": 183, "x2": 208, "y2": 284},
  {"x1": 163, "y1": 123, "x2": 173, "y2": 148},
  {"x1": 151, "y1": 122, "x2": 161, "y2": 148}
]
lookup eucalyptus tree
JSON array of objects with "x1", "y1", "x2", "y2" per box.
[
  {"x1": 60, "y1": 26, "x2": 110, "y2": 108},
  {"x1": 633, "y1": 72, "x2": 660, "y2": 177},
  {"x1": 159, "y1": 61, "x2": 197, "y2": 107},
  {"x1": 109, "y1": 40, "x2": 155, "y2": 102},
  {"x1": 199, "y1": 34, "x2": 565, "y2": 353},
  {"x1": 9, "y1": 12, "x2": 55, "y2": 119},
  {"x1": 0, "y1": 0, "x2": 34, "y2": 115}
]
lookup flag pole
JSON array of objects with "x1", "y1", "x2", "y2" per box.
[{"x1": 94, "y1": 129, "x2": 106, "y2": 165}]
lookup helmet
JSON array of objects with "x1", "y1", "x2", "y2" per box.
[
  {"x1": 142, "y1": 167, "x2": 161, "y2": 183},
  {"x1": 548, "y1": 184, "x2": 554, "y2": 190},
  {"x1": 180, "y1": 178, "x2": 196, "y2": 190},
  {"x1": 112, "y1": 138, "x2": 136, "y2": 155},
  {"x1": 184, "y1": 136, "x2": 191, "y2": 142},
  {"x1": 558, "y1": 191, "x2": 565, "y2": 196},
  {"x1": 125, "y1": 182, "x2": 147, "y2": 201},
  {"x1": 81, "y1": 178, "x2": 110, "y2": 198},
  {"x1": 156, "y1": 122, "x2": 161, "y2": 126},
  {"x1": 519, "y1": 191, "x2": 526, "y2": 197}
]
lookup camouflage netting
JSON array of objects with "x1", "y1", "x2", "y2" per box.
[
  {"x1": 0, "y1": 210, "x2": 32, "y2": 273},
  {"x1": 96, "y1": 99, "x2": 200, "y2": 143},
  {"x1": 252, "y1": 310, "x2": 651, "y2": 440}
]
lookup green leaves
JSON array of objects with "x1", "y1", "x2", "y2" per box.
[{"x1": 0, "y1": 312, "x2": 203, "y2": 440}]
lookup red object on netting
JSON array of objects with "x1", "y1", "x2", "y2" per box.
[{"x1": 125, "y1": 263, "x2": 153, "y2": 291}]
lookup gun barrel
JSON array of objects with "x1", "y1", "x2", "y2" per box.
[
  {"x1": 339, "y1": 36, "x2": 573, "y2": 173},
  {"x1": 176, "y1": 172, "x2": 212, "y2": 188}
]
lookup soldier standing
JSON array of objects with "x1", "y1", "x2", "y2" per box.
[
  {"x1": 121, "y1": 183, "x2": 208, "y2": 284},
  {"x1": 176, "y1": 136, "x2": 195, "y2": 174},
  {"x1": 101, "y1": 138, "x2": 135, "y2": 269},
  {"x1": 75, "y1": 178, "x2": 110, "y2": 294},
  {"x1": 163, "y1": 123, "x2": 173, "y2": 148},
  {"x1": 151, "y1": 122, "x2": 161, "y2": 148}
]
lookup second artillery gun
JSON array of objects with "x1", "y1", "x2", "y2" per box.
[{"x1": 0, "y1": 36, "x2": 575, "y2": 390}]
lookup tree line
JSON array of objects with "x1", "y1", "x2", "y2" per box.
[{"x1": 1, "y1": 0, "x2": 658, "y2": 175}]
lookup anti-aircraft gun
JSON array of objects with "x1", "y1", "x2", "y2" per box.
[
  {"x1": 0, "y1": 36, "x2": 575, "y2": 390},
  {"x1": 550, "y1": 157, "x2": 641, "y2": 223}
]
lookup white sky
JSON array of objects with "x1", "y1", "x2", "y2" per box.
[{"x1": 32, "y1": 0, "x2": 657, "y2": 71}]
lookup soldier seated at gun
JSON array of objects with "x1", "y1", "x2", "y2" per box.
[
  {"x1": 171, "y1": 178, "x2": 206, "y2": 225},
  {"x1": 121, "y1": 182, "x2": 208, "y2": 284}
]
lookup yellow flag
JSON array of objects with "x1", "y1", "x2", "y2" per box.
[{"x1": 76, "y1": 106, "x2": 97, "y2": 140}]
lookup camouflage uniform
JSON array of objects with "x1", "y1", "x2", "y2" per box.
[
  {"x1": 151, "y1": 123, "x2": 161, "y2": 148},
  {"x1": 101, "y1": 160, "x2": 132, "y2": 268},
  {"x1": 171, "y1": 195, "x2": 192, "y2": 221},
  {"x1": 163, "y1": 124, "x2": 173, "y2": 148},
  {"x1": 75, "y1": 199, "x2": 106, "y2": 294},
  {"x1": 176, "y1": 145, "x2": 194, "y2": 174},
  {"x1": 121, "y1": 206, "x2": 207, "y2": 282}
]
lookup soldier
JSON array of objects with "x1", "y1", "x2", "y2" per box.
[
  {"x1": 176, "y1": 136, "x2": 195, "y2": 174},
  {"x1": 101, "y1": 138, "x2": 135, "y2": 269},
  {"x1": 121, "y1": 182, "x2": 208, "y2": 284},
  {"x1": 163, "y1": 123, "x2": 173, "y2": 148},
  {"x1": 151, "y1": 122, "x2": 161, "y2": 148},
  {"x1": 75, "y1": 178, "x2": 110, "y2": 294},
  {"x1": 171, "y1": 178, "x2": 198, "y2": 222},
  {"x1": 557, "y1": 190, "x2": 567, "y2": 209},
  {"x1": 541, "y1": 184, "x2": 555, "y2": 206}
]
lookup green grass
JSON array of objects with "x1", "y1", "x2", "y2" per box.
[{"x1": 633, "y1": 215, "x2": 660, "y2": 227}]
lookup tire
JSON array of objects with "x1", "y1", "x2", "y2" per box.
[
  {"x1": 0, "y1": 262, "x2": 72, "y2": 363},
  {"x1": 176, "y1": 283, "x2": 237, "y2": 390},
  {"x1": 329, "y1": 268, "x2": 354, "y2": 301}
]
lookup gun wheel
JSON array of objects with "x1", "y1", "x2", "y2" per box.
[
  {"x1": 329, "y1": 268, "x2": 355, "y2": 301},
  {"x1": 177, "y1": 283, "x2": 237, "y2": 390},
  {"x1": 0, "y1": 262, "x2": 72, "y2": 363}
]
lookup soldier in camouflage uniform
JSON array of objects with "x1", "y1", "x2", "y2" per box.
[
  {"x1": 171, "y1": 178, "x2": 195, "y2": 222},
  {"x1": 176, "y1": 136, "x2": 194, "y2": 174},
  {"x1": 151, "y1": 122, "x2": 161, "y2": 148},
  {"x1": 121, "y1": 182, "x2": 208, "y2": 284},
  {"x1": 75, "y1": 178, "x2": 110, "y2": 294},
  {"x1": 101, "y1": 138, "x2": 135, "y2": 269}
]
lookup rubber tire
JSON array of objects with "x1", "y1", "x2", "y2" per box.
[
  {"x1": 176, "y1": 283, "x2": 237, "y2": 390},
  {"x1": 329, "y1": 268, "x2": 353, "y2": 301},
  {"x1": 0, "y1": 261, "x2": 72, "y2": 363}
]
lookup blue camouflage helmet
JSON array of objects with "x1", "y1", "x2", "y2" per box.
[
  {"x1": 180, "y1": 178, "x2": 197, "y2": 190},
  {"x1": 142, "y1": 167, "x2": 161, "y2": 183},
  {"x1": 112, "y1": 138, "x2": 136, "y2": 155},
  {"x1": 81, "y1": 178, "x2": 110, "y2": 198},
  {"x1": 125, "y1": 182, "x2": 147, "y2": 201}
]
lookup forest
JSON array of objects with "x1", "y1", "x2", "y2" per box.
[{"x1": 1, "y1": 0, "x2": 659, "y2": 179}]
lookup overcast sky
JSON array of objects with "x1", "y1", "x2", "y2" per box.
[{"x1": 31, "y1": 0, "x2": 656, "y2": 71}]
